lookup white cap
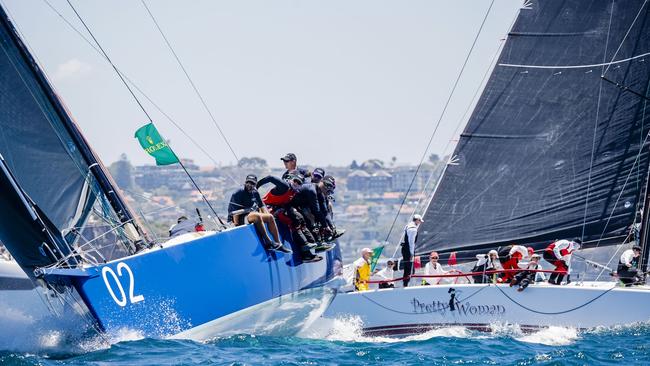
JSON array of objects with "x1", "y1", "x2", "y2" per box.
[
  {"x1": 413, "y1": 214, "x2": 424, "y2": 222},
  {"x1": 361, "y1": 247, "x2": 373, "y2": 254}
]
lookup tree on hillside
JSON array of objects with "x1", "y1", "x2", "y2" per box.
[
  {"x1": 237, "y1": 157, "x2": 268, "y2": 169},
  {"x1": 428, "y1": 153, "x2": 440, "y2": 164},
  {"x1": 360, "y1": 159, "x2": 385, "y2": 171},
  {"x1": 350, "y1": 160, "x2": 360, "y2": 169}
]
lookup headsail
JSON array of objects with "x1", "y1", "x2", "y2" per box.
[
  {"x1": 417, "y1": 0, "x2": 650, "y2": 257},
  {"x1": 0, "y1": 5, "x2": 142, "y2": 274}
]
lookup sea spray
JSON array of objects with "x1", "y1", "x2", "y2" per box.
[{"x1": 517, "y1": 326, "x2": 579, "y2": 346}]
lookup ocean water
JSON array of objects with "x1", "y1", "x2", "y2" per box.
[{"x1": 2, "y1": 319, "x2": 650, "y2": 365}]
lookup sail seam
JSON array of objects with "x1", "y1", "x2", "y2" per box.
[
  {"x1": 603, "y1": 0, "x2": 649, "y2": 75},
  {"x1": 498, "y1": 51, "x2": 650, "y2": 70}
]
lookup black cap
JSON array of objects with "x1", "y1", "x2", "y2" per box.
[
  {"x1": 322, "y1": 175, "x2": 336, "y2": 189},
  {"x1": 281, "y1": 153, "x2": 297, "y2": 162},
  {"x1": 633, "y1": 245, "x2": 642, "y2": 251},
  {"x1": 313, "y1": 168, "x2": 325, "y2": 178},
  {"x1": 245, "y1": 174, "x2": 257, "y2": 184},
  {"x1": 289, "y1": 170, "x2": 304, "y2": 184}
]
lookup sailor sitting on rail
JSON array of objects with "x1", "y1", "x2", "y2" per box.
[
  {"x1": 617, "y1": 245, "x2": 642, "y2": 286},
  {"x1": 497, "y1": 245, "x2": 533, "y2": 283},
  {"x1": 543, "y1": 238, "x2": 580, "y2": 285},
  {"x1": 510, "y1": 254, "x2": 543, "y2": 292},
  {"x1": 471, "y1": 250, "x2": 500, "y2": 284},
  {"x1": 422, "y1": 251, "x2": 448, "y2": 285},
  {"x1": 257, "y1": 172, "x2": 321, "y2": 262},
  {"x1": 228, "y1": 174, "x2": 291, "y2": 253}
]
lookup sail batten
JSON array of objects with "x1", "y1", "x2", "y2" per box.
[{"x1": 417, "y1": 0, "x2": 650, "y2": 256}]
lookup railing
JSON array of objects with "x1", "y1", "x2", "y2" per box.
[{"x1": 363, "y1": 268, "x2": 568, "y2": 285}]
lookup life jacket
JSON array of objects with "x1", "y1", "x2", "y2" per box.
[
  {"x1": 400, "y1": 223, "x2": 419, "y2": 255},
  {"x1": 263, "y1": 189, "x2": 296, "y2": 207},
  {"x1": 546, "y1": 241, "x2": 574, "y2": 258},
  {"x1": 355, "y1": 260, "x2": 371, "y2": 291}
]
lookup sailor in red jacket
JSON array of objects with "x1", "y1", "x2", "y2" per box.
[
  {"x1": 497, "y1": 245, "x2": 533, "y2": 283},
  {"x1": 543, "y1": 238, "x2": 581, "y2": 285},
  {"x1": 257, "y1": 172, "x2": 321, "y2": 262}
]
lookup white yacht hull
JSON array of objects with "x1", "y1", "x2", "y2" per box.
[
  {"x1": 322, "y1": 282, "x2": 650, "y2": 336},
  {"x1": 0, "y1": 260, "x2": 56, "y2": 347}
]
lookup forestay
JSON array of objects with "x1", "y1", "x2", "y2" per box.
[{"x1": 418, "y1": 0, "x2": 650, "y2": 257}]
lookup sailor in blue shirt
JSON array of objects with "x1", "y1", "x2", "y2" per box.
[
  {"x1": 228, "y1": 174, "x2": 291, "y2": 253},
  {"x1": 169, "y1": 216, "x2": 199, "y2": 238}
]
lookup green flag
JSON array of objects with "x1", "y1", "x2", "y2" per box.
[
  {"x1": 134, "y1": 123, "x2": 179, "y2": 166},
  {"x1": 370, "y1": 245, "x2": 384, "y2": 272}
]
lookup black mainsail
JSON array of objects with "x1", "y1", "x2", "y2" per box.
[
  {"x1": 417, "y1": 0, "x2": 650, "y2": 258},
  {"x1": 0, "y1": 5, "x2": 143, "y2": 275}
]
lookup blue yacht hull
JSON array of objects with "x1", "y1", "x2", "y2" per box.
[{"x1": 42, "y1": 225, "x2": 341, "y2": 338}]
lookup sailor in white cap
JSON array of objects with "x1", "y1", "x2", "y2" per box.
[
  {"x1": 400, "y1": 214, "x2": 424, "y2": 287},
  {"x1": 353, "y1": 247, "x2": 374, "y2": 291}
]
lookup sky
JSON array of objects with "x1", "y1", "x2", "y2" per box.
[{"x1": 2, "y1": 0, "x2": 523, "y2": 169}]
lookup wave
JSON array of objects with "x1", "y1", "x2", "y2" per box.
[
  {"x1": 516, "y1": 326, "x2": 579, "y2": 346},
  {"x1": 301, "y1": 315, "x2": 584, "y2": 347}
]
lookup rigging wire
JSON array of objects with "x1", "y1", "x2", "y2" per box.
[
  {"x1": 581, "y1": 0, "x2": 615, "y2": 246},
  {"x1": 592, "y1": 129, "x2": 650, "y2": 248},
  {"x1": 41, "y1": 0, "x2": 240, "y2": 185},
  {"x1": 584, "y1": 0, "x2": 650, "y2": 270},
  {"x1": 413, "y1": 32, "x2": 508, "y2": 217},
  {"x1": 64, "y1": 0, "x2": 225, "y2": 228},
  {"x1": 382, "y1": 0, "x2": 496, "y2": 244},
  {"x1": 64, "y1": 0, "x2": 153, "y2": 124},
  {"x1": 602, "y1": 0, "x2": 649, "y2": 76},
  {"x1": 390, "y1": 33, "x2": 510, "y2": 260},
  {"x1": 140, "y1": 0, "x2": 239, "y2": 163}
]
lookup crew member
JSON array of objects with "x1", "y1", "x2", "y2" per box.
[
  {"x1": 510, "y1": 253, "x2": 543, "y2": 291},
  {"x1": 354, "y1": 247, "x2": 373, "y2": 291},
  {"x1": 375, "y1": 259, "x2": 395, "y2": 289},
  {"x1": 257, "y1": 172, "x2": 321, "y2": 262},
  {"x1": 315, "y1": 175, "x2": 344, "y2": 242},
  {"x1": 311, "y1": 168, "x2": 325, "y2": 184},
  {"x1": 543, "y1": 238, "x2": 580, "y2": 285},
  {"x1": 169, "y1": 216, "x2": 199, "y2": 238},
  {"x1": 280, "y1": 153, "x2": 310, "y2": 180},
  {"x1": 291, "y1": 176, "x2": 335, "y2": 252},
  {"x1": 498, "y1": 245, "x2": 531, "y2": 283},
  {"x1": 227, "y1": 175, "x2": 290, "y2": 253},
  {"x1": 401, "y1": 214, "x2": 423, "y2": 287},
  {"x1": 472, "y1": 250, "x2": 500, "y2": 283},
  {"x1": 617, "y1": 245, "x2": 642, "y2": 286},
  {"x1": 422, "y1": 251, "x2": 447, "y2": 285}
]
